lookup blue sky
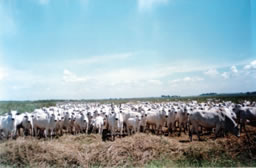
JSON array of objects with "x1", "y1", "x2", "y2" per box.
[{"x1": 0, "y1": 0, "x2": 255, "y2": 100}]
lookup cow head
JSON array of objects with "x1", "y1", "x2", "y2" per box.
[
  {"x1": 51, "y1": 114, "x2": 57, "y2": 122},
  {"x1": 224, "y1": 115, "x2": 240, "y2": 137},
  {"x1": 232, "y1": 104, "x2": 242, "y2": 115},
  {"x1": 162, "y1": 109, "x2": 168, "y2": 118}
]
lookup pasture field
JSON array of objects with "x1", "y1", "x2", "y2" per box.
[
  {"x1": 1, "y1": 95, "x2": 256, "y2": 167},
  {"x1": 0, "y1": 100, "x2": 59, "y2": 115},
  {"x1": 1, "y1": 94, "x2": 256, "y2": 115},
  {"x1": 0, "y1": 130, "x2": 256, "y2": 167}
]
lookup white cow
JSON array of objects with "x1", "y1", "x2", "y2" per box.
[
  {"x1": 32, "y1": 111, "x2": 57, "y2": 138},
  {"x1": 106, "y1": 112, "x2": 118, "y2": 140},
  {"x1": 175, "y1": 106, "x2": 189, "y2": 135},
  {"x1": 144, "y1": 109, "x2": 168, "y2": 135},
  {"x1": 92, "y1": 115, "x2": 105, "y2": 134},
  {"x1": 74, "y1": 113, "x2": 88, "y2": 134},
  {"x1": 126, "y1": 116, "x2": 140, "y2": 135},
  {"x1": 166, "y1": 107, "x2": 177, "y2": 135},
  {"x1": 0, "y1": 113, "x2": 16, "y2": 139},
  {"x1": 233, "y1": 105, "x2": 256, "y2": 132},
  {"x1": 188, "y1": 110, "x2": 239, "y2": 141},
  {"x1": 13, "y1": 113, "x2": 31, "y2": 136}
]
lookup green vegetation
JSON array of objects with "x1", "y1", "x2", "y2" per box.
[
  {"x1": 0, "y1": 94, "x2": 256, "y2": 167},
  {"x1": 1, "y1": 93, "x2": 256, "y2": 115},
  {"x1": 0, "y1": 100, "x2": 58, "y2": 115}
]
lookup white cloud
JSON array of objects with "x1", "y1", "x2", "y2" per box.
[
  {"x1": 71, "y1": 52, "x2": 133, "y2": 65},
  {"x1": 2, "y1": 58, "x2": 256, "y2": 100},
  {"x1": 221, "y1": 72, "x2": 229, "y2": 79},
  {"x1": 169, "y1": 76, "x2": 204, "y2": 84},
  {"x1": 0, "y1": 68, "x2": 8, "y2": 80},
  {"x1": 244, "y1": 60, "x2": 256, "y2": 70},
  {"x1": 79, "y1": 0, "x2": 89, "y2": 6},
  {"x1": 62, "y1": 67, "x2": 165, "y2": 88},
  {"x1": 148, "y1": 79, "x2": 162, "y2": 85},
  {"x1": 204, "y1": 68, "x2": 219, "y2": 76},
  {"x1": 62, "y1": 62, "x2": 212, "y2": 88},
  {"x1": 38, "y1": 0, "x2": 50, "y2": 5},
  {"x1": 231, "y1": 65, "x2": 238, "y2": 73},
  {"x1": 138, "y1": 0, "x2": 168, "y2": 11},
  {"x1": 183, "y1": 77, "x2": 191, "y2": 81},
  {"x1": 63, "y1": 69, "x2": 89, "y2": 83}
]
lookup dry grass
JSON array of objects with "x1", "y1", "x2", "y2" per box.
[{"x1": 0, "y1": 130, "x2": 256, "y2": 168}]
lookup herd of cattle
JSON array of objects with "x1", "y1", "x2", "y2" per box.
[{"x1": 0, "y1": 100, "x2": 256, "y2": 141}]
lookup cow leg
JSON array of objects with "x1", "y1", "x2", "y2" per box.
[
  {"x1": 184, "y1": 122, "x2": 188, "y2": 132},
  {"x1": 197, "y1": 131, "x2": 201, "y2": 141},
  {"x1": 100, "y1": 127, "x2": 103, "y2": 135},
  {"x1": 175, "y1": 121, "x2": 178, "y2": 132},
  {"x1": 189, "y1": 122, "x2": 195, "y2": 142},
  {"x1": 239, "y1": 119, "x2": 243, "y2": 133},
  {"x1": 167, "y1": 123, "x2": 171, "y2": 135},
  {"x1": 183, "y1": 123, "x2": 186, "y2": 135},
  {"x1": 189, "y1": 127, "x2": 193, "y2": 142},
  {"x1": 60, "y1": 128, "x2": 63, "y2": 136},
  {"x1": 44, "y1": 129, "x2": 48, "y2": 138},
  {"x1": 172, "y1": 122, "x2": 175, "y2": 133},
  {"x1": 178, "y1": 123, "x2": 182, "y2": 136},
  {"x1": 85, "y1": 125, "x2": 88, "y2": 134},
  {"x1": 157, "y1": 125, "x2": 160, "y2": 135},
  {"x1": 32, "y1": 127, "x2": 35, "y2": 137},
  {"x1": 34, "y1": 127, "x2": 38, "y2": 137},
  {"x1": 50, "y1": 129, "x2": 54, "y2": 140},
  {"x1": 215, "y1": 125, "x2": 220, "y2": 139},
  {"x1": 194, "y1": 125, "x2": 201, "y2": 141},
  {"x1": 155, "y1": 124, "x2": 158, "y2": 135},
  {"x1": 111, "y1": 127, "x2": 114, "y2": 141},
  {"x1": 120, "y1": 124, "x2": 123, "y2": 137},
  {"x1": 158, "y1": 125, "x2": 161, "y2": 135}
]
